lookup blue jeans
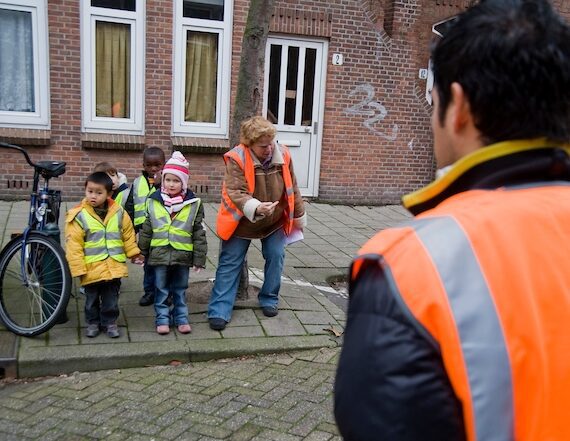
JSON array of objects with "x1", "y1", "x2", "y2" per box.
[
  {"x1": 143, "y1": 261, "x2": 156, "y2": 296},
  {"x1": 208, "y1": 228, "x2": 286, "y2": 322},
  {"x1": 154, "y1": 265, "x2": 190, "y2": 326}
]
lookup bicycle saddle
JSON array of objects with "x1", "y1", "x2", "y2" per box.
[{"x1": 36, "y1": 161, "x2": 66, "y2": 178}]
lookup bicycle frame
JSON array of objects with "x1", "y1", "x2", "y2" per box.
[{"x1": 0, "y1": 142, "x2": 61, "y2": 286}]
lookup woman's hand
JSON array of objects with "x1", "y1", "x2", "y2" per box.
[{"x1": 256, "y1": 201, "x2": 278, "y2": 217}]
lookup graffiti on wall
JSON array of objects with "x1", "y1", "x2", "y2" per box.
[{"x1": 345, "y1": 83, "x2": 399, "y2": 141}]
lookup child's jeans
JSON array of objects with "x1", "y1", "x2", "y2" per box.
[
  {"x1": 143, "y1": 261, "x2": 156, "y2": 296},
  {"x1": 154, "y1": 265, "x2": 190, "y2": 326},
  {"x1": 84, "y1": 279, "x2": 121, "y2": 326}
]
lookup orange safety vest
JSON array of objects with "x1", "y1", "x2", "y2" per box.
[
  {"x1": 216, "y1": 143, "x2": 295, "y2": 240},
  {"x1": 352, "y1": 185, "x2": 570, "y2": 441}
]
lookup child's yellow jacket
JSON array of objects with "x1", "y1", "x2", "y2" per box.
[{"x1": 65, "y1": 198, "x2": 140, "y2": 286}]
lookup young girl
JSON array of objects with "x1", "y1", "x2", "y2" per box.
[{"x1": 138, "y1": 151, "x2": 207, "y2": 335}]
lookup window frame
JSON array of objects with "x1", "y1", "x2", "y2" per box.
[
  {"x1": 80, "y1": 1, "x2": 145, "y2": 134},
  {"x1": 0, "y1": 0, "x2": 50, "y2": 129},
  {"x1": 172, "y1": 0, "x2": 233, "y2": 137}
]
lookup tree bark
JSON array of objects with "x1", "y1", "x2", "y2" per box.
[{"x1": 233, "y1": 0, "x2": 275, "y2": 300}]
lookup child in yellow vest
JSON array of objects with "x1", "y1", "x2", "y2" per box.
[
  {"x1": 138, "y1": 152, "x2": 207, "y2": 335},
  {"x1": 124, "y1": 147, "x2": 165, "y2": 307},
  {"x1": 65, "y1": 172, "x2": 143, "y2": 338}
]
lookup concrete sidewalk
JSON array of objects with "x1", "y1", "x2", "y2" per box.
[{"x1": 0, "y1": 200, "x2": 411, "y2": 378}]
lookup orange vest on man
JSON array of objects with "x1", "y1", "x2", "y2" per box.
[
  {"x1": 216, "y1": 143, "x2": 295, "y2": 240},
  {"x1": 352, "y1": 183, "x2": 570, "y2": 441}
]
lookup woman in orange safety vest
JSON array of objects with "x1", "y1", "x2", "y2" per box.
[{"x1": 207, "y1": 116, "x2": 306, "y2": 331}]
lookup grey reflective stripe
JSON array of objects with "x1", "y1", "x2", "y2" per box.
[
  {"x1": 85, "y1": 246, "x2": 106, "y2": 256},
  {"x1": 411, "y1": 216, "x2": 513, "y2": 441},
  {"x1": 286, "y1": 187, "x2": 294, "y2": 196},
  {"x1": 231, "y1": 146, "x2": 245, "y2": 165},
  {"x1": 153, "y1": 231, "x2": 169, "y2": 240},
  {"x1": 169, "y1": 232, "x2": 191, "y2": 242},
  {"x1": 222, "y1": 197, "x2": 242, "y2": 221}
]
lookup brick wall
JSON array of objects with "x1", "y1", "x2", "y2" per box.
[{"x1": 1, "y1": 0, "x2": 569, "y2": 205}]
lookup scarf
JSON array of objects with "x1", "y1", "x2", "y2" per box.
[{"x1": 161, "y1": 190, "x2": 186, "y2": 215}]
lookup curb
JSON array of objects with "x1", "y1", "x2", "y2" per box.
[{"x1": 17, "y1": 335, "x2": 339, "y2": 378}]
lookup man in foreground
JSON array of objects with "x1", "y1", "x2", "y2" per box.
[{"x1": 334, "y1": 1, "x2": 570, "y2": 440}]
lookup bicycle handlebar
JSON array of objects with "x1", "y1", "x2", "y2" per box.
[{"x1": 0, "y1": 142, "x2": 36, "y2": 168}]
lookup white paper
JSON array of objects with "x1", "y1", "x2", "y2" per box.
[{"x1": 285, "y1": 228, "x2": 304, "y2": 245}]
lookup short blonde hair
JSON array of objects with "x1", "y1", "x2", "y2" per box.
[{"x1": 239, "y1": 116, "x2": 276, "y2": 146}]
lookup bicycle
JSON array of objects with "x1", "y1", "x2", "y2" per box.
[{"x1": 0, "y1": 142, "x2": 71, "y2": 337}]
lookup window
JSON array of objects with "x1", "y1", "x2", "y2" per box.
[
  {"x1": 173, "y1": 0, "x2": 232, "y2": 137},
  {"x1": 0, "y1": 0, "x2": 49, "y2": 128},
  {"x1": 81, "y1": 0, "x2": 144, "y2": 133}
]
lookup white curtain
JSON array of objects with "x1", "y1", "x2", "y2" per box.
[{"x1": 0, "y1": 8, "x2": 35, "y2": 112}]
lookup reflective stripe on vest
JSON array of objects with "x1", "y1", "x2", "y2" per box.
[
  {"x1": 114, "y1": 187, "x2": 130, "y2": 208},
  {"x1": 147, "y1": 199, "x2": 200, "y2": 251},
  {"x1": 75, "y1": 209, "x2": 126, "y2": 263},
  {"x1": 133, "y1": 176, "x2": 155, "y2": 226},
  {"x1": 216, "y1": 143, "x2": 295, "y2": 240}
]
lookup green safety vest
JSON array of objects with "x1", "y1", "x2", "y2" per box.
[
  {"x1": 75, "y1": 208, "x2": 126, "y2": 263},
  {"x1": 133, "y1": 176, "x2": 156, "y2": 227},
  {"x1": 114, "y1": 187, "x2": 130, "y2": 209},
  {"x1": 147, "y1": 198, "x2": 201, "y2": 251}
]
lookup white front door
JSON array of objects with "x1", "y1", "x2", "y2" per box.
[{"x1": 263, "y1": 36, "x2": 327, "y2": 197}]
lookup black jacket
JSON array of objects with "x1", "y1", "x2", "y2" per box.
[{"x1": 334, "y1": 145, "x2": 570, "y2": 441}]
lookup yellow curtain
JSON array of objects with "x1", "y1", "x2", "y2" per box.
[
  {"x1": 185, "y1": 31, "x2": 218, "y2": 122},
  {"x1": 95, "y1": 21, "x2": 130, "y2": 118}
]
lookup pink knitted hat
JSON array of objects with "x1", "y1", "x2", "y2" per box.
[{"x1": 162, "y1": 151, "x2": 189, "y2": 192}]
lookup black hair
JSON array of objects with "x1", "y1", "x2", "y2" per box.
[
  {"x1": 85, "y1": 172, "x2": 113, "y2": 193},
  {"x1": 143, "y1": 146, "x2": 165, "y2": 161},
  {"x1": 431, "y1": 0, "x2": 570, "y2": 144}
]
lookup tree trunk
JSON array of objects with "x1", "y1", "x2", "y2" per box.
[{"x1": 233, "y1": 0, "x2": 275, "y2": 300}]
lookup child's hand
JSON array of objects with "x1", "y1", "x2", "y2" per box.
[
  {"x1": 131, "y1": 254, "x2": 145, "y2": 265},
  {"x1": 192, "y1": 266, "x2": 203, "y2": 273}
]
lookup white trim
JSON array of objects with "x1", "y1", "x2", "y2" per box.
[
  {"x1": 80, "y1": 1, "x2": 145, "y2": 134},
  {"x1": 0, "y1": 0, "x2": 50, "y2": 129},
  {"x1": 172, "y1": 0, "x2": 233, "y2": 137}
]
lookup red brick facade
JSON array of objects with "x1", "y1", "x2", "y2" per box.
[{"x1": 0, "y1": 1, "x2": 568, "y2": 204}]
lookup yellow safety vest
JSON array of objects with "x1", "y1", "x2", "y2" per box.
[
  {"x1": 114, "y1": 187, "x2": 130, "y2": 209},
  {"x1": 75, "y1": 208, "x2": 126, "y2": 263},
  {"x1": 147, "y1": 198, "x2": 201, "y2": 251},
  {"x1": 132, "y1": 176, "x2": 156, "y2": 227}
]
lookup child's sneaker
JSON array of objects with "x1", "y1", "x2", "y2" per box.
[
  {"x1": 177, "y1": 324, "x2": 192, "y2": 334},
  {"x1": 85, "y1": 324, "x2": 100, "y2": 338},
  {"x1": 156, "y1": 325, "x2": 170, "y2": 335},
  {"x1": 106, "y1": 324, "x2": 120, "y2": 338}
]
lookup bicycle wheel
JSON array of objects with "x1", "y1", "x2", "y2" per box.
[{"x1": 0, "y1": 232, "x2": 71, "y2": 337}]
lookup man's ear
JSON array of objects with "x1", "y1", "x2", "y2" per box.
[{"x1": 449, "y1": 82, "x2": 474, "y2": 133}]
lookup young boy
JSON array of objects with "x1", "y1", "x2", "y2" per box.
[
  {"x1": 138, "y1": 151, "x2": 207, "y2": 335},
  {"x1": 93, "y1": 162, "x2": 130, "y2": 208},
  {"x1": 124, "y1": 147, "x2": 166, "y2": 306},
  {"x1": 65, "y1": 172, "x2": 144, "y2": 338}
]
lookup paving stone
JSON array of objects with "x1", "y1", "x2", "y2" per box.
[
  {"x1": 221, "y1": 325, "x2": 265, "y2": 338},
  {"x1": 258, "y1": 311, "x2": 306, "y2": 337},
  {"x1": 295, "y1": 311, "x2": 336, "y2": 326}
]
